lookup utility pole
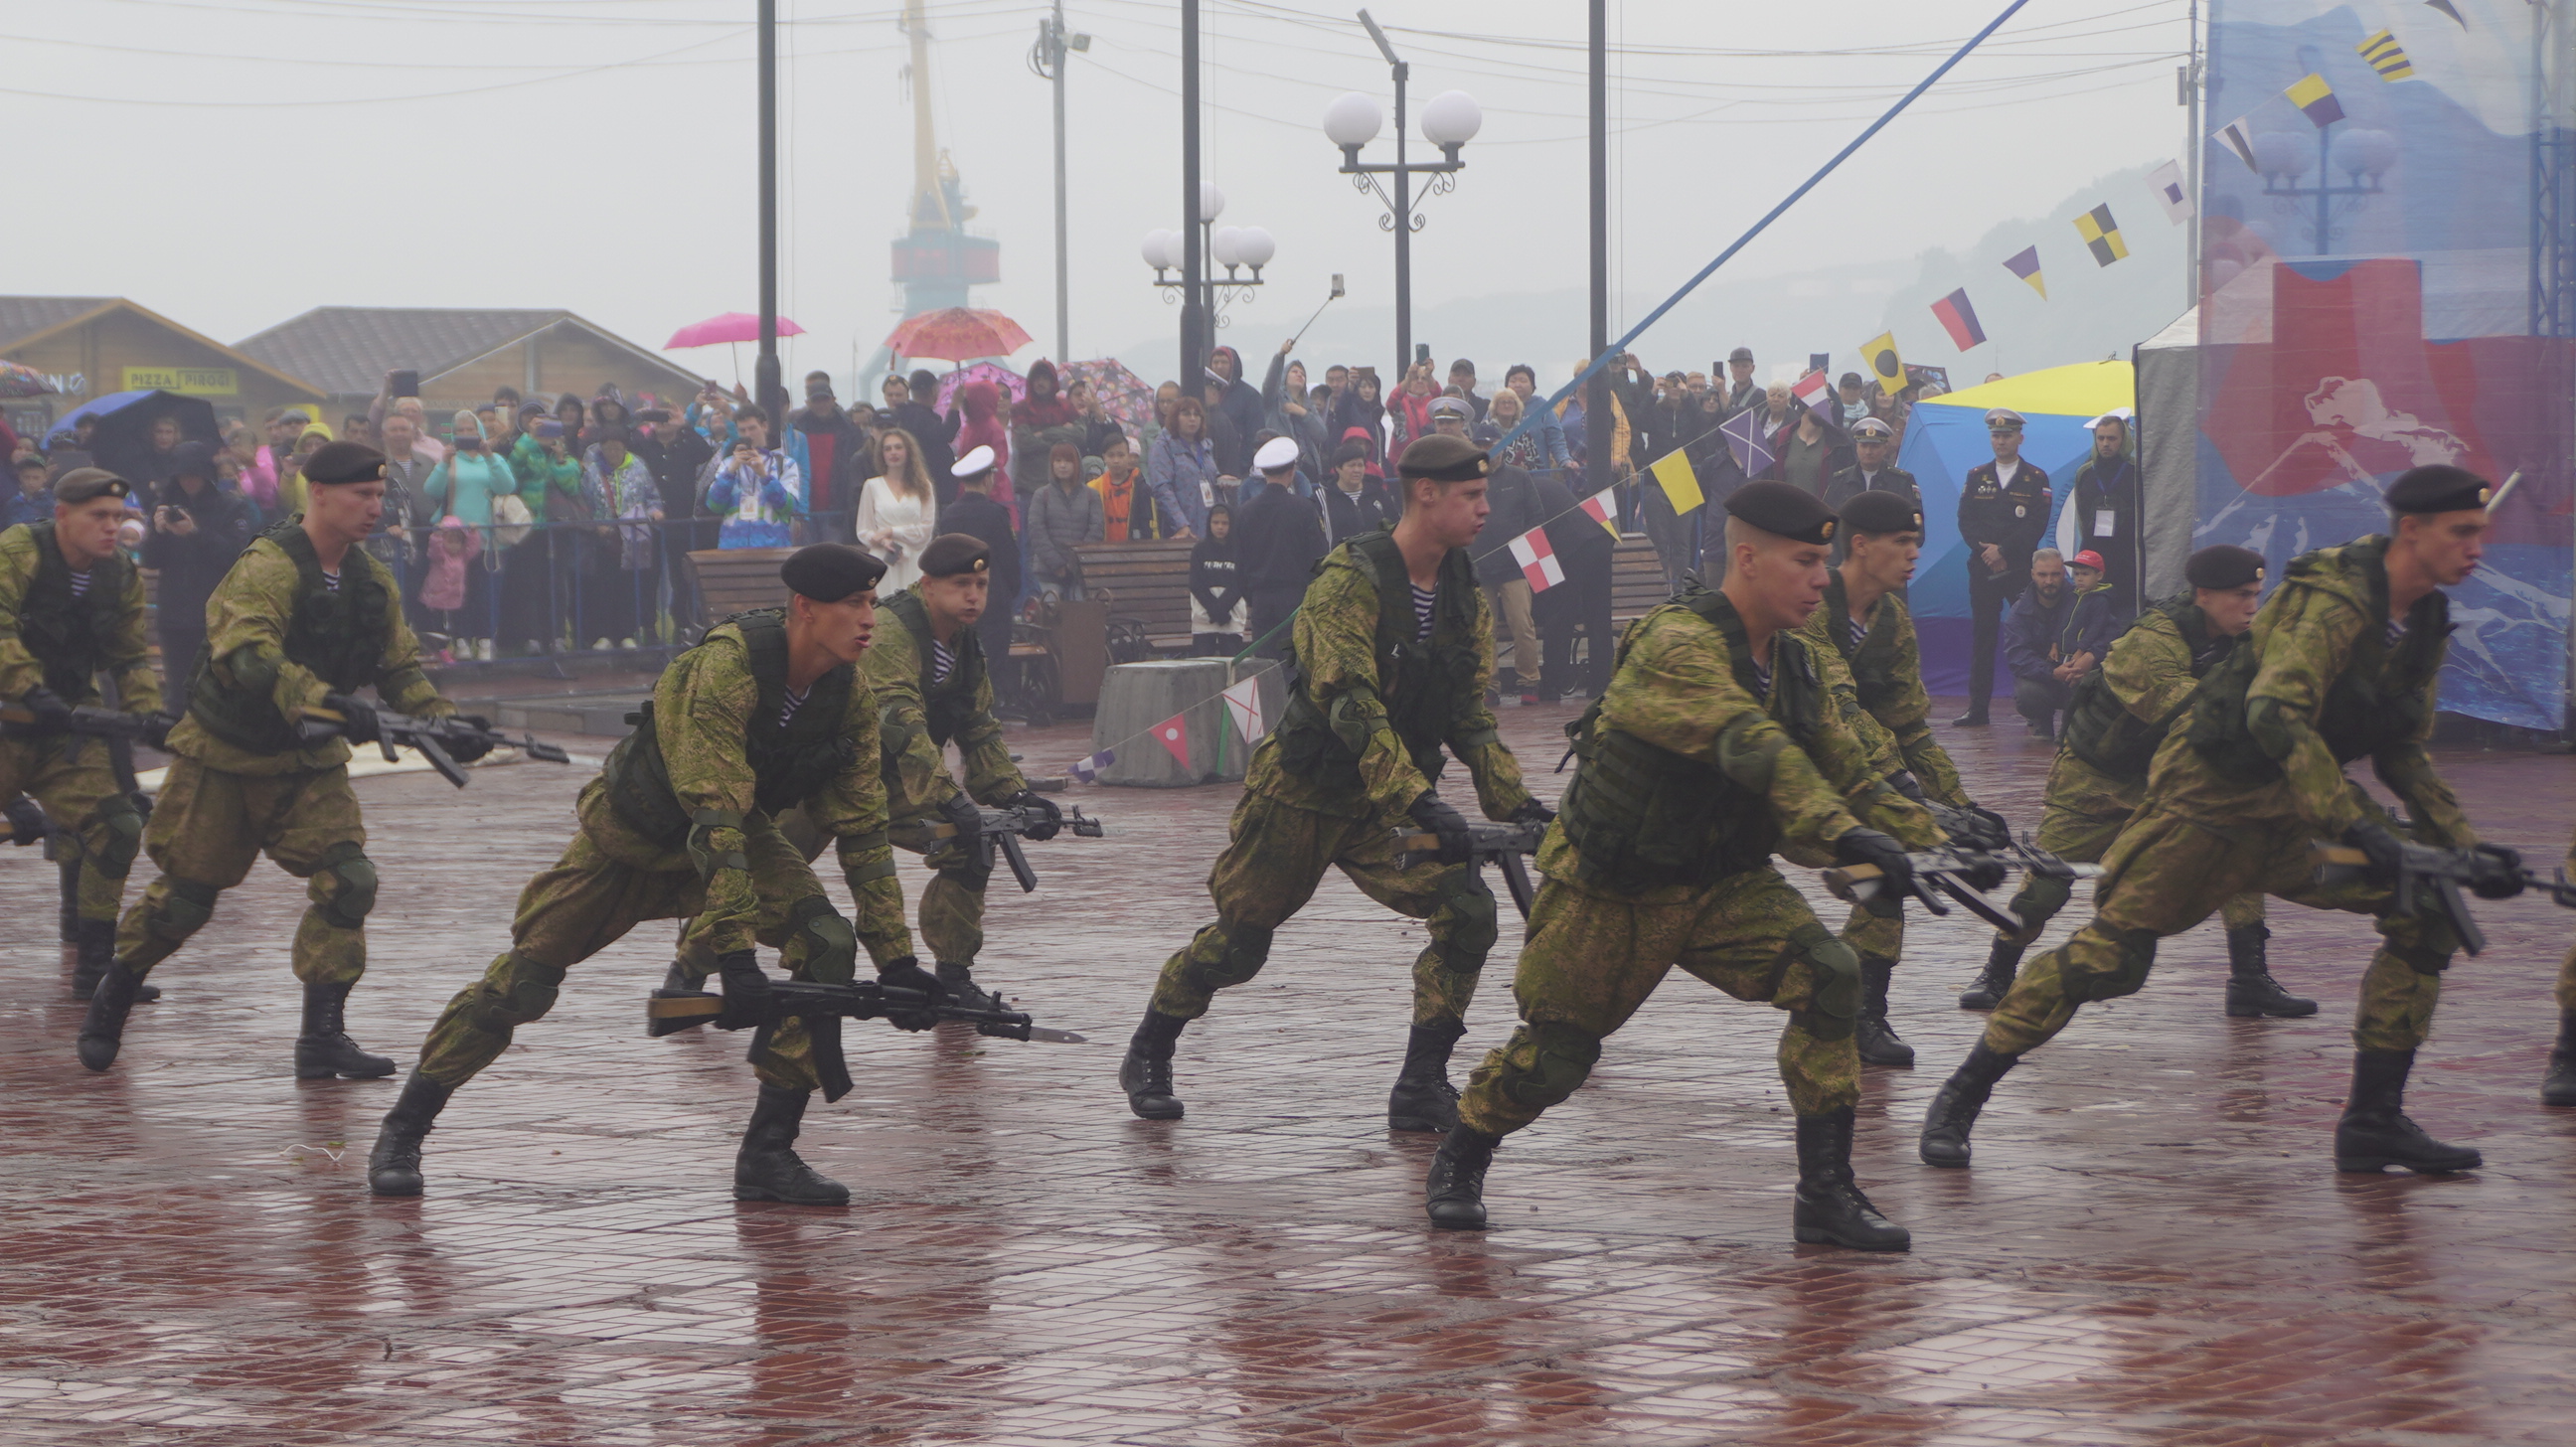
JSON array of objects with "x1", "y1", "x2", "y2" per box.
[
  {"x1": 755, "y1": 0, "x2": 785, "y2": 426},
  {"x1": 2182, "y1": 0, "x2": 2202, "y2": 307},
  {"x1": 1031, "y1": 2, "x2": 1088, "y2": 363},
  {"x1": 1181, "y1": 0, "x2": 1206, "y2": 394},
  {"x1": 1585, "y1": 0, "x2": 1609, "y2": 504}
]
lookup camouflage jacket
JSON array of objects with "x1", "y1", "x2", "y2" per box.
[
  {"x1": 1246, "y1": 542, "x2": 1532, "y2": 821},
  {"x1": 0, "y1": 524, "x2": 160, "y2": 716},
  {"x1": 861, "y1": 589, "x2": 1026, "y2": 822},
  {"x1": 590, "y1": 619, "x2": 911, "y2": 964},
  {"x1": 167, "y1": 530, "x2": 445, "y2": 774},
  {"x1": 1797, "y1": 571, "x2": 1967, "y2": 808}
]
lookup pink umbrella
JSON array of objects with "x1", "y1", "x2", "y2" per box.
[
  {"x1": 665, "y1": 312, "x2": 809, "y2": 349},
  {"x1": 932, "y1": 362, "x2": 1025, "y2": 415}
]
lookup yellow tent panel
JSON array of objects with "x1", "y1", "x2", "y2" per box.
[{"x1": 1916, "y1": 359, "x2": 2134, "y2": 419}]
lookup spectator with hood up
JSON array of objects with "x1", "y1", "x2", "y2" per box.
[
  {"x1": 1011, "y1": 360, "x2": 1084, "y2": 503},
  {"x1": 1206, "y1": 345, "x2": 1266, "y2": 476},
  {"x1": 951, "y1": 380, "x2": 1014, "y2": 521},
  {"x1": 142, "y1": 441, "x2": 253, "y2": 685}
]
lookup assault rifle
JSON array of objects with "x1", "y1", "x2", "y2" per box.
[
  {"x1": 647, "y1": 978, "x2": 1087, "y2": 1101},
  {"x1": 888, "y1": 803, "x2": 1104, "y2": 892},
  {"x1": 0, "y1": 702, "x2": 164, "y2": 744},
  {"x1": 1821, "y1": 841, "x2": 2103, "y2": 933},
  {"x1": 2310, "y1": 841, "x2": 2576, "y2": 958},
  {"x1": 1391, "y1": 820, "x2": 1545, "y2": 917},
  {"x1": 296, "y1": 705, "x2": 570, "y2": 788}
]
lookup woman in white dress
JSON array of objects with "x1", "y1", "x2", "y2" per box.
[{"x1": 856, "y1": 427, "x2": 939, "y2": 591}]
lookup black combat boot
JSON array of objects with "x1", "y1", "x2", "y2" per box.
[
  {"x1": 935, "y1": 960, "x2": 1002, "y2": 1013},
  {"x1": 2222, "y1": 924, "x2": 2317, "y2": 1018},
  {"x1": 367, "y1": 1073, "x2": 453, "y2": 1197},
  {"x1": 1120, "y1": 1010, "x2": 1187, "y2": 1120},
  {"x1": 1853, "y1": 959, "x2": 1914, "y2": 1066},
  {"x1": 2542, "y1": 1015, "x2": 2576, "y2": 1107},
  {"x1": 2334, "y1": 1049, "x2": 2482, "y2": 1174},
  {"x1": 1387, "y1": 1018, "x2": 1468, "y2": 1131},
  {"x1": 77, "y1": 961, "x2": 147, "y2": 1071},
  {"x1": 1423, "y1": 1123, "x2": 1499, "y2": 1230},
  {"x1": 69, "y1": 918, "x2": 157, "y2": 1003},
  {"x1": 733, "y1": 1084, "x2": 851, "y2": 1204},
  {"x1": 294, "y1": 982, "x2": 398, "y2": 1080},
  {"x1": 1919, "y1": 1044, "x2": 2019, "y2": 1168},
  {"x1": 1793, "y1": 1107, "x2": 1910, "y2": 1251},
  {"x1": 1959, "y1": 937, "x2": 2022, "y2": 1011}
]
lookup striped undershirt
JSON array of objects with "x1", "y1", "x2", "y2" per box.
[
  {"x1": 1846, "y1": 613, "x2": 1867, "y2": 652},
  {"x1": 929, "y1": 639, "x2": 955, "y2": 683},
  {"x1": 1411, "y1": 584, "x2": 1436, "y2": 642},
  {"x1": 322, "y1": 569, "x2": 341, "y2": 593},
  {"x1": 2386, "y1": 617, "x2": 2407, "y2": 647},
  {"x1": 779, "y1": 686, "x2": 809, "y2": 727},
  {"x1": 67, "y1": 569, "x2": 91, "y2": 598}
]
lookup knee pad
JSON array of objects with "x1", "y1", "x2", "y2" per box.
[
  {"x1": 788, "y1": 893, "x2": 859, "y2": 985},
  {"x1": 86, "y1": 797, "x2": 144, "y2": 880},
  {"x1": 466, "y1": 951, "x2": 567, "y2": 1033},
  {"x1": 2015, "y1": 872, "x2": 2073, "y2": 927},
  {"x1": 313, "y1": 844, "x2": 379, "y2": 929},
  {"x1": 1433, "y1": 873, "x2": 1500, "y2": 970},
  {"x1": 155, "y1": 877, "x2": 221, "y2": 941},
  {"x1": 2064, "y1": 928, "x2": 2159, "y2": 1004},
  {"x1": 1194, "y1": 920, "x2": 1274, "y2": 990},
  {"x1": 1796, "y1": 928, "x2": 1863, "y2": 1023},
  {"x1": 1500, "y1": 1021, "x2": 1602, "y2": 1112}
]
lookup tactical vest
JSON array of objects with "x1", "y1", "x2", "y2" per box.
[
  {"x1": 1822, "y1": 571, "x2": 1902, "y2": 718},
  {"x1": 1271, "y1": 532, "x2": 1485, "y2": 790},
  {"x1": 1558, "y1": 582, "x2": 1828, "y2": 889},
  {"x1": 2060, "y1": 595, "x2": 2228, "y2": 781},
  {"x1": 188, "y1": 520, "x2": 397, "y2": 752},
  {"x1": 602, "y1": 609, "x2": 857, "y2": 845},
  {"x1": 882, "y1": 588, "x2": 987, "y2": 748},
  {"x1": 12, "y1": 521, "x2": 132, "y2": 705},
  {"x1": 2186, "y1": 537, "x2": 2448, "y2": 782}
]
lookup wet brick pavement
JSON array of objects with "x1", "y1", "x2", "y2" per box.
[{"x1": 5, "y1": 700, "x2": 2575, "y2": 1446}]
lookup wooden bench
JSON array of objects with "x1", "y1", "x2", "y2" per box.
[
  {"x1": 1072, "y1": 539, "x2": 1198, "y2": 659},
  {"x1": 684, "y1": 547, "x2": 797, "y2": 629}
]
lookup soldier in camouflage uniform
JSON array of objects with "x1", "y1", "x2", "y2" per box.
[
  {"x1": 1958, "y1": 544, "x2": 2312, "y2": 1019},
  {"x1": 0, "y1": 470, "x2": 172, "y2": 1000},
  {"x1": 1922, "y1": 467, "x2": 2525, "y2": 1177},
  {"x1": 369, "y1": 545, "x2": 932, "y2": 1205},
  {"x1": 79, "y1": 443, "x2": 476, "y2": 1080},
  {"x1": 1428, "y1": 482, "x2": 1957, "y2": 1251},
  {"x1": 1120, "y1": 433, "x2": 1548, "y2": 1133},
  {"x1": 1794, "y1": 489, "x2": 2012, "y2": 1067},
  {"x1": 863, "y1": 533, "x2": 1060, "y2": 1014}
]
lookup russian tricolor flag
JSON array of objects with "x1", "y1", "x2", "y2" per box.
[{"x1": 1931, "y1": 287, "x2": 1987, "y2": 351}]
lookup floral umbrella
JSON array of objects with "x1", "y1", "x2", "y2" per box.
[
  {"x1": 886, "y1": 307, "x2": 1032, "y2": 364},
  {"x1": 931, "y1": 362, "x2": 1025, "y2": 416},
  {"x1": 1061, "y1": 358, "x2": 1155, "y2": 443},
  {"x1": 0, "y1": 361, "x2": 56, "y2": 400}
]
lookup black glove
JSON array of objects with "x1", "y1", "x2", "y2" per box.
[
  {"x1": 716, "y1": 949, "x2": 772, "y2": 1031},
  {"x1": 876, "y1": 955, "x2": 946, "y2": 1031},
  {"x1": 321, "y1": 692, "x2": 381, "y2": 745},
  {"x1": 936, "y1": 790, "x2": 983, "y2": 851},
  {"x1": 20, "y1": 687, "x2": 73, "y2": 729},
  {"x1": 137, "y1": 710, "x2": 177, "y2": 752},
  {"x1": 2469, "y1": 842, "x2": 2527, "y2": 900},
  {"x1": 2344, "y1": 821, "x2": 2409, "y2": 887},
  {"x1": 1510, "y1": 797, "x2": 1557, "y2": 828},
  {"x1": 442, "y1": 714, "x2": 495, "y2": 765},
  {"x1": 1009, "y1": 788, "x2": 1062, "y2": 842},
  {"x1": 1408, "y1": 792, "x2": 1475, "y2": 866},
  {"x1": 1954, "y1": 853, "x2": 2010, "y2": 893},
  {"x1": 1970, "y1": 806, "x2": 2013, "y2": 851},
  {"x1": 3, "y1": 796, "x2": 47, "y2": 846},
  {"x1": 1835, "y1": 828, "x2": 1916, "y2": 900},
  {"x1": 1885, "y1": 769, "x2": 1929, "y2": 805}
]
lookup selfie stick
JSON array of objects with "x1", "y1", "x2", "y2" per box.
[{"x1": 1288, "y1": 274, "x2": 1347, "y2": 348}]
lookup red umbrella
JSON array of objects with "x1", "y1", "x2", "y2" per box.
[
  {"x1": 885, "y1": 308, "x2": 1032, "y2": 363},
  {"x1": 664, "y1": 312, "x2": 808, "y2": 349}
]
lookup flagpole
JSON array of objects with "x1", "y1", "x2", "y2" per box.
[{"x1": 2183, "y1": 0, "x2": 2202, "y2": 309}]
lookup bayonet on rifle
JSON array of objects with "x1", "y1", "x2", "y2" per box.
[
  {"x1": 1822, "y1": 842, "x2": 2102, "y2": 934},
  {"x1": 1391, "y1": 820, "x2": 1545, "y2": 917},
  {"x1": 2309, "y1": 841, "x2": 2567, "y2": 957},
  {"x1": 297, "y1": 706, "x2": 571, "y2": 788},
  {"x1": 889, "y1": 803, "x2": 1104, "y2": 893},
  {"x1": 648, "y1": 979, "x2": 1087, "y2": 1101}
]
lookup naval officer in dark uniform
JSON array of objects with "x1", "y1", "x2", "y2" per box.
[{"x1": 1952, "y1": 407, "x2": 2051, "y2": 726}]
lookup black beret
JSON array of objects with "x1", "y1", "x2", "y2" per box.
[
  {"x1": 2185, "y1": 545, "x2": 2266, "y2": 590},
  {"x1": 1840, "y1": 489, "x2": 1921, "y2": 537},
  {"x1": 1395, "y1": 433, "x2": 1492, "y2": 483},
  {"x1": 2385, "y1": 464, "x2": 2491, "y2": 516},
  {"x1": 303, "y1": 441, "x2": 388, "y2": 486},
  {"x1": 779, "y1": 543, "x2": 886, "y2": 602},
  {"x1": 53, "y1": 468, "x2": 132, "y2": 506},
  {"x1": 1724, "y1": 480, "x2": 1837, "y2": 546},
  {"x1": 917, "y1": 533, "x2": 993, "y2": 578}
]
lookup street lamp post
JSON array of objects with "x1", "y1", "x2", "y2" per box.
[
  {"x1": 1028, "y1": 1, "x2": 1090, "y2": 364},
  {"x1": 1143, "y1": 185, "x2": 1273, "y2": 342},
  {"x1": 1326, "y1": 10, "x2": 1479, "y2": 384},
  {"x1": 2257, "y1": 123, "x2": 2397, "y2": 255}
]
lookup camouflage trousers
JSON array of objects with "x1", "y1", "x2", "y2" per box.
[
  {"x1": 1148, "y1": 789, "x2": 1500, "y2": 1026},
  {"x1": 1985, "y1": 803, "x2": 2451, "y2": 1057},
  {"x1": 0, "y1": 735, "x2": 143, "y2": 927},
  {"x1": 414, "y1": 810, "x2": 835, "y2": 1093},
  {"x1": 1458, "y1": 866, "x2": 1862, "y2": 1137},
  {"x1": 116, "y1": 758, "x2": 371, "y2": 986},
  {"x1": 1996, "y1": 764, "x2": 2264, "y2": 949},
  {"x1": 670, "y1": 799, "x2": 987, "y2": 976}
]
